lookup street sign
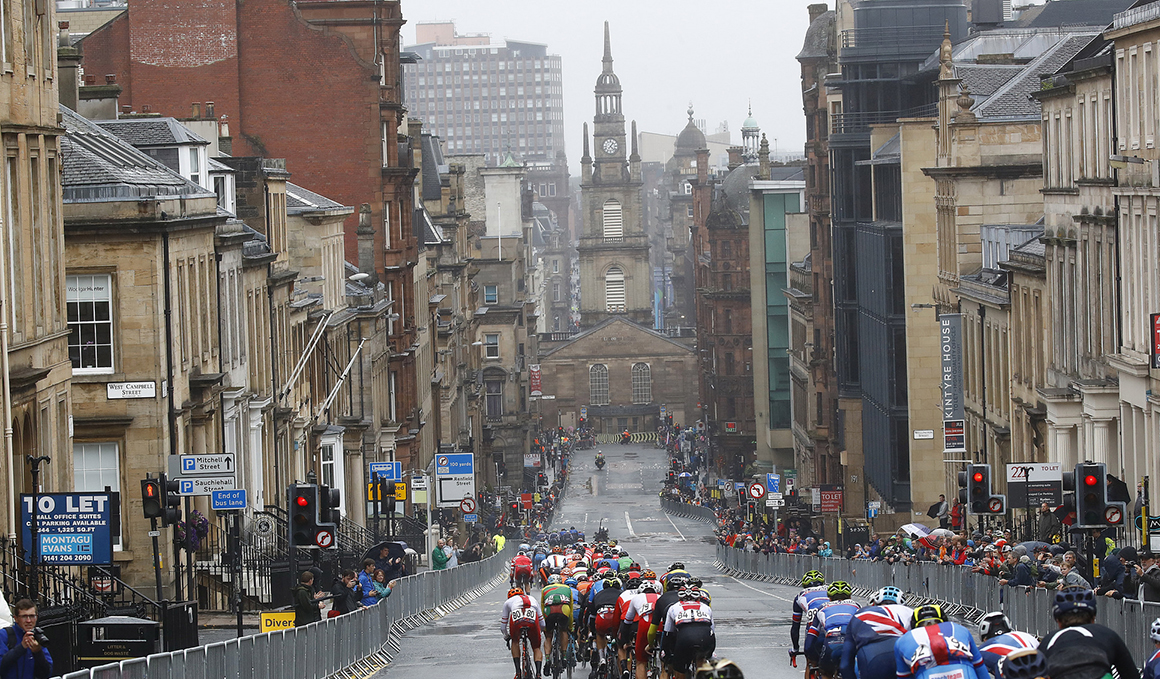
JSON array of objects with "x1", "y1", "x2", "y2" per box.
[
  {"x1": 1006, "y1": 463, "x2": 1063, "y2": 507},
  {"x1": 766, "y1": 474, "x2": 781, "y2": 494},
  {"x1": 411, "y1": 476, "x2": 428, "y2": 491},
  {"x1": 521, "y1": 493, "x2": 534, "y2": 510},
  {"x1": 913, "y1": 430, "x2": 935, "y2": 440},
  {"x1": 260, "y1": 612, "x2": 296, "y2": 632},
  {"x1": 314, "y1": 530, "x2": 334, "y2": 548},
  {"x1": 868, "y1": 501, "x2": 881, "y2": 509},
  {"x1": 106, "y1": 381, "x2": 156, "y2": 400},
  {"x1": 394, "y1": 483, "x2": 407, "y2": 501},
  {"x1": 436, "y1": 453, "x2": 475, "y2": 509},
  {"x1": 369, "y1": 461, "x2": 402, "y2": 482},
  {"x1": 211, "y1": 489, "x2": 247, "y2": 511},
  {"x1": 20, "y1": 493, "x2": 114, "y2": 566},
  {"x1": 460, "y1": 497, "x2": 477, "y2": 514},
  {"x1": 768, "y1": 492, "x2": 783, "y2": 500},
  {"x1": 765, "y1": 498, "x2": 784, "y2": 508},
  {"x1": 176, "y1": 476, "x2": 236, "y2": 496},
  {"x1": 717, "y1": 479, "x2": 726, "y2": 488},
  {"x1": 580, "y1": 406, "x2": 588, "y2": 419},
  {"x1": 1105, "y1": 505, "x2": 1123, "y2": 525},
  {"x1": 988, "y1": 497, "x2": 1005, "y2": 513},
  {"x1": 180, "y1": 454, "x2": 236, "y2": 476},
  {"x1": 747, "y1": 482, "x2": 765, "y2": 500},
  {"x1": 464, "y1": 513, "x2": 479, "y2": 523}
]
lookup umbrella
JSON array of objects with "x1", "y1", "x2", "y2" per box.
[
  {"x1": 363, "y1": 540, "x2": 410, "y2": 570},
  {"x1": 1018, "y1": 541, "x2": 1050, "y2": 551},
  {"x1": 900, "y1": 523, "x2": 931, "y2": 537},
  {"x1": 678, "y1": 472, "x2": 693, "y2": 478},
  {"x1": 929, "y1": 528, "x2": 955, "y2": 538}
]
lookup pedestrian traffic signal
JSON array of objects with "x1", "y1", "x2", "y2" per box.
[
  {"x1": 160, "y1": 473, "x2": 182, "y2": 526},
  {"x1": 141, "y1": 478, "x2": 163, "y2": 519},
  {"x1": 1076, "y1": 463, "x2": 1106, "y2": 526},
  {"x1": 317, "y1": 484, "x2": 340, "y2": 550},
  {"x1": 289, "y1": 483, "x2": 319, "y2": 548}
]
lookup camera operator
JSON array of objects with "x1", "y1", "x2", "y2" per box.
[{"x1": 1, "y1": 600, "x2": 52, "y2": 679}]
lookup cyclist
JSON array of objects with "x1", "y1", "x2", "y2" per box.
[
  {"x1": 623, "y1": 577, "x2": 663, "y2": 679},
  {"x1": 502, "y1": 586, "x2": 546, "y2": 679},
  {"x1": 617, "y1": 550, "x2": 633, "y2": 572},
  {"x1": 978, "y1": 612, "x2": 1038, "y2": 679},
  {"x1": 1039, "y1": 585, "x2": 1138, "y2": 679},
  {"x1": 542, "y1": 546, "x2": 570, "y2": 585},
  {"x1": 591, "y1": 575, "x2": 624, "y2": 673},
  {"x1": 513, "y1": 551, "x2": 535, "y2": 589},
  {"x1": 648, "y1": 573, "x2": 691, "y2": 651},
  {"x1": 614, "y1": 576, "x2": 644, "y2": 677},
  {"x1": 1000, "y1": 649, "x2": 1050, "y2": 679},
  {"x1": 542, "y1": 574, "x2": 574, "y2": 676},
  {"x1": 662, "y1": 562, "x2": 690, "y2": 588},
  {"x1": 662, "y1": 586, "x2": 716, "y2": 679},
  {"x1": 894, "y1": 604, "x2": 988, "y2": 679},
  {"x1": 840, "y1": 586, "x2": 912, "y2": 679},
  {"x1": 1144, "y1": 619, "x2": 1160, "y2": 679},
  {"x1": 804, "y1": 581, "x2": 859, "y2": 679},
  {"x1": 790, "y1": 570, "x2": 829, "y2": 667}
]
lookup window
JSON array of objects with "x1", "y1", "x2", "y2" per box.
[
  {"x1": 388, "y1": 371, "x2": 398, "y2": 422},
  {"x1": 687, "y1": 205, "x2": 693, "y2": 218},
  {"x1": 484, "y1": 333, "x2": 500, "y2": 358},
  {"x1": 589, "y1": 364, "x2": 610, "y2": 405},
  {"x1": 485, "y1": 377, "x2": 504, "y2": 418},
  {"x1": 553, "y1": 259, "x2": 559, "y2": 273},
  {"x1": 631, "y1": 363, "x2": 652, "y2": 404},
  {"x1": 73, "y1": 442, "x2": 122, "y2": 549},
  {"x1": 725, "y1": 352, "x2": 735, "y2": 376},
  {"x1": 319, "y1": 436, "x2": 346, "y2": 513},
  {"x1": 602, "y1": 199, "x2": 623, "y2": 239},
  {"x1": 605, "y1": 267, "x2": 625, "y2": 312},
  {"x1": 484, "y1": 284, "x2": 498, "y2": 305},
  {"x1": 189, "y1": 148, "x2": 200, "y2": 186},
  {"x1": 553, "y1": 283, "x2": 561, "y2": 302},
  {"x1": 67, "y1": 274, "x2": 113, "y2": 372}
]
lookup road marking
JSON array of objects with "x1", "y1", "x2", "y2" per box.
[
  {"x1": 585, "y1": 512, "x2": 589, "y2": 525},
  {"x1": 625, "y1": 511, "x2": 636, "y2": 537},
  {"x1": 663, "y1": 512, "x2": 687, "y2": 541},
  {"x1": 725, "y1": 575, "x2": 793, "y2": 603}
]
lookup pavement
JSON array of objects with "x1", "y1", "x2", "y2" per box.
[{"x1": 372, "y1": 441, "x2": 803, "y2": 679}]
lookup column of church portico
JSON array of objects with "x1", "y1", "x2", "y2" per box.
[
  {"x1": 1091, "y1": 418, "x2": 1112, "y2": 466},
  {"x1": 1048, "y1": 422, "x2": 1076, "y2": 467}
]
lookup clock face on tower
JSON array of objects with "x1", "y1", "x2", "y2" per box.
[{"x1": 602, "y1": 138, "x2": 619, "y2": 155}]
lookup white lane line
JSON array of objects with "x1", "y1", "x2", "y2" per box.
[
  {"x1": 725, "y1": 575, "x2": 793, "y2": 603},
  {"x1": 663, "y1": 511, "x2": 687, "y2": 541},
  {"x1": 625, "y1": 511, "x2": 636, "y2": 537},
  {"x1": 585, "y1": 512, "x2": 589, "y2": 525}
]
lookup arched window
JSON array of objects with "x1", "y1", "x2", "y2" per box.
[
  {"x1": 631, "y1": 363, "x2": 651, "y2": 404},
  {"x1": 602, "y1": 199, "x2": 623, "y2": 239},
  {"x1": 589, "y1": 364, "x2": 609, "y2": 405},
  {"x1": 605, "y1": 266, "x2": 625, "y2": 312}
]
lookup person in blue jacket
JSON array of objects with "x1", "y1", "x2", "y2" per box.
[
  {"x1": 803, "y1": 581, "x2": 860, "y2": 678},
  {"x1": 0, "y1": 600, "x2": 52, "y2": 679},
  {"x1": 840, "y1": 586, "x2": 913, "y2": 679},
  {"x1": 895, "y1": 604, "x2": 989, "y2": 679}
]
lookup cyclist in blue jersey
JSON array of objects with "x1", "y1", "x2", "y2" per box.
[
  {"x1": 1145, "y1": 619, "x2": 1160, "y2": 679},
  {"x1": 790, "y1": 570, "x2": 829, "y2": 666},
  {"x1": 977, "y1": 612, "x2": 1038, "y2": 679},
  {"x1": 840, "y1": 586, "x2": 912, "y2": 679},
  {"x1": 894, "y1": 604, "x2": 989, "y2": 679},
  {"x1": 804, "y1": 581, "x2": 860, "y2": 678}
]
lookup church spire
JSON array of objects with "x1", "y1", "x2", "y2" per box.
[{"x1": 603, "y1": 21, "x2": 613, "y2": 72}]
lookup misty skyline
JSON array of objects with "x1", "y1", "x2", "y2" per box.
[{"x1": 402, "y1": 1, "x2": 817, "y2": 172}]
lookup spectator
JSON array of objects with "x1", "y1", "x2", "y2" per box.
[
  {"x1": 1, "y1": 599, "x2": 53, "y2": 679},
  {"x1": 330, "y1": 570, "x2": 362, "y2": 616},
  {"x1": 950, "y1": 499, "x2": 964, "y2": 531},
  {"x1": 1095, "y1": 547, "x2": 1131, "y2": 598},
  {"x1": 1135, "y1": 551, "x2": 1160, "y2": 602},
  {"x1": 292, "y1": 571, "x2": 326, "y2": 626},
  {"x1": 372, "y1": 569, "x2": 395, "y2": 602},
  {"x1": 934, "y1": 494, "x2": 950, "y2": 529},
  {"x1": 819, "y1": 541, "x2": 833, "y2": 558},
  {"x1": 432, "y1": 538, "x2": 449, "y2": 570},
  {"x1": 1038, "y1": 502, "x2": 1063, "y2": 543},
  {"x1": 492, "y1": 532, "x2": 506, "y2": 553},
  {"x1": 374, "y1": 545, "x2": 406, "y2": 582},
  {"x1": 358, "y1": 559, "x2": 379, "y2": 607},
  {"x1": 445, "y1": 538, "x2": 459, "y2": 568}
]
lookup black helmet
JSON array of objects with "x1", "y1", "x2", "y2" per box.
[
  {"x1": 669, "y1": 562, "x2": 685, "y2": 571},
  {"x1": 999, "y1": 649, "x2": 1050, "y2": 679},
  {"x1": 1052, "y1": 585, "x2": 1096, "y2": 618}
]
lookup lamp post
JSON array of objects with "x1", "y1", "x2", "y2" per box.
[{"x1": 26, "y1": 454, "x2": 50, "y2": 603}]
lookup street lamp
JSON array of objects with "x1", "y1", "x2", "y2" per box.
[{"x1": 26, "y1": 454, "x2": 50, "y2": 603}]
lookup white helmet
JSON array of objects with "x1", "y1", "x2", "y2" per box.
[
  {"x1": 979, "y1": 611, "x2": 1012, "y2": 641},
  {"x1": 1151, "y1": 617, "x2": 1160, "y2": 642},
  {"x1": 639, "y1": 580, "x2": 662, "y2": 594},
  {"x1": 870, "y1": 586, "x2": 903, "y2": 606}
]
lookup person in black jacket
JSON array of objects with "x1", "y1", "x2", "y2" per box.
[
  {"x1": 1125, "y1": 550, "x2": 1160, "y2": 602},
  {"x1": 330, "y1": 570, "x2": 362, "y2": 616},
  {"x1": 292, "y1": 571, "x2": 325, "y2": 626}
]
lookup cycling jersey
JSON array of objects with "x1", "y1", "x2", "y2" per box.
[
  {"x1": 501, "y1": 593, "x2": 546, "y2": 648},
  {"x1": 542, "y1": 554, "x2": 569, "y2": 572},
  {"x1": 894, "y1": 622, "x2": 989, "y2": 679},
  {"x1": 805, "y1": 601, "x2": 860, "y2": 672},
  {"x1": 1144, "y1": 649, "x2": 1160, "y2": 679},
  {"x1": 512, "y1": 555, "x2": 534, "y2": 579},
  {"x1": 618, "y1": 556, "x2": 633, "y2": 571},
  {"x1": 598, "y1": 558, "x2": 621, "y2": 572},
  {"x1": 542, "y1": 583, "x2": 574, "y2": 633},
  {"x1": 660, "y1": 569, "x2": 690, "y2": 586},
  {"x1": 648, "y1": 590, "x2": 682, "y2": 645},
  {"x1": 791, "y1": 585, "x2": 831, "y2": 652},
  {"x1": 624, "y1": 592, "x2": 661, "y2": 662},
  {"x1": 979, "y1": 632, "x2": 1039, "y2": 679},
  {"x1": 840, "y1": 604, "x2": 913, "y2": 679},
  {"x1": 1040, "y1": 623, "x2": 1140, "y2": 679},
  {"x1": 663, "y1": 600, "x2": 714, "y2": 634},
  {"x1": 592, "y1": 586, "x2": 623, "y2": 637},
  {"x1": 663, "y1": 601, "x2": 716, "y2": 670}
]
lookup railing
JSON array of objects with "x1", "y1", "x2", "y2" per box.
[
  {"x1": 60, "y1": 544, "x2": 517, "y2": 679},
  {"x1": 789, "y1": 263, "x2": 813, "y2": 295},
  {"x1": 716, "y1": 546, "x2": 1158, "y2": 663},
  {"x1": 839, "y1": 25, "x2": 946, "y2": 54},
  {"x1": 1114, "y1": 1, "x2": 1160, "y2": 30},
  {"x1": 194, "y1": 516, "x2": 274, "y2": 609},
  {"x1": 831, "y1": 104, "x2": 938, "y2": 135},
  {"x1": 660, "y1": 497, "x2": 719, "y2": 523}
]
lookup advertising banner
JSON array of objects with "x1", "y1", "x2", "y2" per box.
[
  {"x1": 940, "y1": 314, "x2": 966, "y2": 453},
  {"x1": 529, "y1": 365, "x2": 543, "y2": 397},
  {"x1": 1006, "y1": 462, "x2": 1063, "y2": 507},
  {"x1": 21, "y1": 493, "x2": 114, "y2": 565}
]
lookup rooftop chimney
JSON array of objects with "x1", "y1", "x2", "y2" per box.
[
  {"x1": 357, "y1": 204, "x2": 378, "y2": 282},
  {"x1": 56, "y1": 20, "x2": 81, "y2": 112},
  {"x1": 77, "y1": 71, "x2": 123, "y2": 120},
  {"x1": 808, "y1": 3, "x2": 828, "y2": 24},
  {"x1": 727, "y1": 146, "x2": 743, "y2": 170}
]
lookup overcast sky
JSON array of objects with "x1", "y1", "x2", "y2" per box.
[{"x1": 401, "y1": 1, "x2": 818, "y2": 172}]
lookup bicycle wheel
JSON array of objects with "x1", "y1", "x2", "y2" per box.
[
  {"x1": 521, "y1": 632, "x2": 535, "y2": 679},
  {"x1": 552, "y1": 634, "x2": 563, "y2": 679}
]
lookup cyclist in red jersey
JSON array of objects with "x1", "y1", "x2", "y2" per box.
[{"x1": 502, "y1": 587, "x2": 546, "y2": 679}]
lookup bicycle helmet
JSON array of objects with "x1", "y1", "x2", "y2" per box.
[
  {"x1": 547, "y1": 574, "x2": 563, "y2": 585},
  {"x1": 552, "y1": 545, "x2": 564, "y2": 554},
  {"x1": 801, "y1": 570, "x2": 825, "y2": 588},
  {"x1": 1152, "y1": 617, "x2": 1160, "y2": 643},
  {"x1": 508, "y1": 587, "x2": 525, "y2": 598},
  {"x1": 639, "y1": 580, "x2": 663, "y2": 594},
  {"x1": 913, "y1": 604, "x2": 946, "y2": 627},
  {"x1": 565, "y1": 578, "x2": 579, "y2": 587},
  {"x1": 999, "y1": 649, "x2": 1050, "y2": 679},
  {"x1": 826, "y1": 581, "x2": 852, "y2": 599},
  {"x1": 690, "y1": 577, "x2": 704, "y2": 588},
  {"x1": 641, "y1": 570, "x2": 658, "y2": 580},
  {"x1": 698, "y1": 588, "x2": 712, "y2": 604},
  {"x1": 666, "y1": 574, "x2": 691, "y2": 592},
  {"x1": 517, "y1": 550, "x2": 528, "y2": 557},
  {"x1": 678, "y1": 585, "x2": 700, "y2": 601},
  {"x1": 870, "y1": 586, "x2": 903, "y2": 606},
  {"x1": 693, "y1": 658, "x2": 744, "y2": 679},
  {"x1": 604, "y1": 576, "x2": 622, "y2": 589},
  {"x1": 670, "y1": 562, "x2": 686, "y2": 571},
  {"x1": 576, "y1": 573, "x2": 589, "y2": 582},
  {"x1": 979, "y1": 611, "x2": 1013, "y2": 640},
  {"x1": 625, "y1": 577, "x2": 642, "y2": 590},
  {"x1": 519, "y1": 543, "x2": 531, "y2": 551},
  {"x1": 1052, "y1": 585, "x2": 1096, "y2": 618}
]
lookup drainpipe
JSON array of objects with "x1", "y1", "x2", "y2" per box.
[{"x1": 1, "y1": 210, "x2": 13, "y2": 539}]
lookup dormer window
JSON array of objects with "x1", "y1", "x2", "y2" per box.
[{"x1": 189, "y1": 148, "x2": 201, "y2": 186}]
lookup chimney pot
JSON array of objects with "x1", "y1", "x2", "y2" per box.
[
  {"x1": 205, "y1": 102, "x2": 215, "y2": 119},
  {"x1": 192, "y1": 102, "x2": 201, "y2": 118},
  {"x1": 58, "y1": 20, "x2": 68, "y2": 29},
  {"x1": 808, "y1": 3, "x2": 828, "y2": 24},
  {"x1": 104, "y1": 74, "x2": 116, "y2": 84},
  {"x1": 84, "y1": 74, "x2": 96, "y2": 85},
  {"x1": 121, "y1": 105, "x2": 131, "y2": 114}
]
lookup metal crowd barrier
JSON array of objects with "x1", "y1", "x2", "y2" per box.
[
  {"x1": 659, "y1": 497, "x2": 718, "y2": 523},
  {"x1": 57, "y1": 544, "x2": 515, "y2": 679},
  {"x1": 715, "y1": 544, "x2": 1160, "y2": 664}
]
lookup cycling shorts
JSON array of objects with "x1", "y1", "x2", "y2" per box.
[
  {"x1": 511, "y1": 619, "x2": 542, "y2": 649},
  {"x1": 665, "y1": 622, "x2": 715, "y2": 670},
  {"x1": 855, "y1": 638, "x2": 899, "y2": 679},
  {"x1": 634, "y1": 620, "x2": 652, "y2": 662},
  {"x1": 817, "y1": 641, "x2": 844, "y2": 677},
  {"x1": 513, "y1": 566, "x2": 533, "y2": 579},
  {"x1": 594, "y1": 606, "x2": 619, "y2": 637},
  {"x1": 545, "y1": 607, "x2": 573, "y2": 633}
]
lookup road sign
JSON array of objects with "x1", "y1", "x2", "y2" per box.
[
  {"x1": 369, "y1": 461, "x2": 402, "y2": 482},
  {"x1": 314, "y1": 530, "x2": 334, "y2": 548},
  {"x1": 436, "y1": 453, "x2": 475, "y2": 509},
  {"x1": 747, "y1": 482, "x2": 765, "y2": 500},
  {"x1": 464, "y1": 513, "x2": 479, "y2": 523},
  {"x1": 988, "y1": 497, "x2": 1005, "y2": 513},
  {"x1": 394, "y1": 483, "x2": 407, "y2": 501},
  {"x1": 768, "y1": 492, "x2": 783, "y2": 500},
  {"x1": 1105, "y1": 505, "x2": 1124, "y2": 525},
  {"x1": 411, "y1": 476, "x2": 428, "y2": 490},
  {"x1": 460, "y1": 497, "x2": 477, "y2": 514},
  {"x1": 766, "y1": 474, "x2": 781, "y2": 494},
  {"x1": 1006, "y1": 463, "x2": 1063, "y2": 507},
  {"x1": 717, "y1": 479, "x2": 726, "y2": 488},
  {"x1": 868, "y1": 501, "x2": 881, "y2": 509},
  {"x1": 580, "y1": 406, "x2": 588, "y2": 419},
  {"x1": 765, "y1": 498, "x2": 784, "y2": 508},
  {"x1": 260, "y1": 612, "x2": 296, "y2": 632},
  {"x1": 176, "y1": 476, "x2": 236, "y2": 496},
  {"x1": 180, "y1": 454, "x2": 236, "y2": 476},
  {"x1": 211, "y1": 489, "x2": 247, "y2": 511}
]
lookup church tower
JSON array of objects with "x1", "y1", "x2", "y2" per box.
[{"x1": 578, "y1": 22, "x2": 650, "y2": 328}]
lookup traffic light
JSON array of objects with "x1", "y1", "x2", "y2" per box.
[
  {"x1": 968, "y1": 464, "x2": 990, "y2": 514},
  {"x1": 319, "y1": 484, "x2": 341, "y2": 525},
  {"x1": 1076, "y1": 463, "x2": 1106, "y2": 526},
  {"x1": 141, "y1": 478, "x2": 162, "y2": 519},
  {"x1": 289, "y1": 483, "x2": 319, "y2": 548},
  {"x1": 957, "y1": 468, "x2": 970, "y2": 507},
  {"x1": 160, "y1": 473, "x2": 181, "y2": 526}
]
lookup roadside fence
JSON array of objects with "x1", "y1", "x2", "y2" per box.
[
  {"x1": 660, "y1": 496, "x2": 718, "y2": 523},
  {"x1": 58, "y1": 544, "x2": 515, "y2": 679}
]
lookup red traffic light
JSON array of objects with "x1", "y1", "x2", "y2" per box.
[
  {"x1": 145, "y1": 484, "x2": 156, "y2": 497},
  {"x1": 1085, "y1": 475, "x2": 1098, "y2": 486},
  {"x1": 973, "y1": 472, "x2": 984, "y2": 483},
  {"x1": 296, "y1": 496, "x2": 309, "y2": 507}
]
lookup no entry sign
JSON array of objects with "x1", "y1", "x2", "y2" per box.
[{"x1": 747, "y1": 483, "x2": 765, "y2": 500}]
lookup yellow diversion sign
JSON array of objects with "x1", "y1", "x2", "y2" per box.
[{"x1": 260, "y1": 611, "x2": 296, "y2": 632}]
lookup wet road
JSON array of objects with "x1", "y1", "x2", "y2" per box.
[{"x1": 374, "y1": 441, "x2": 803, "y2": 679}]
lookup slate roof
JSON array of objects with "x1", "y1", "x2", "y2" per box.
[
  {"x1": 1010, "y1": 233, "x2": 1045, "y2": 258},
  {"x1": 421, "y1": 133, "x2": 447, "y2": 203},
  {"x1": 956, "y1": 64, "x2": 1023, "y2": 99},
  {"x1": 208, "y1": 158, "x2": 234, "y2": 173},
  {"x1": 1020, "y1": 0, "x2": 1135, "y2": 28},
  {"x1": 95, "y1": 117, "x2": 210, "y2": 148},
  {"x1": 797, "y1": 10, "x2": 836, "y2": 60},
  {"x1": 973, "y1": 34, "x2": 1096, "y2": 118},
  {"x1": 286, "y1": 182, "x2": 348, "y2": 215},
  {"x1": 60, "y1": 107, "x2": 214, "y2": 203},
  {"x1": 413, "y1": 206, "x2": 444, "y2": 247}
]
